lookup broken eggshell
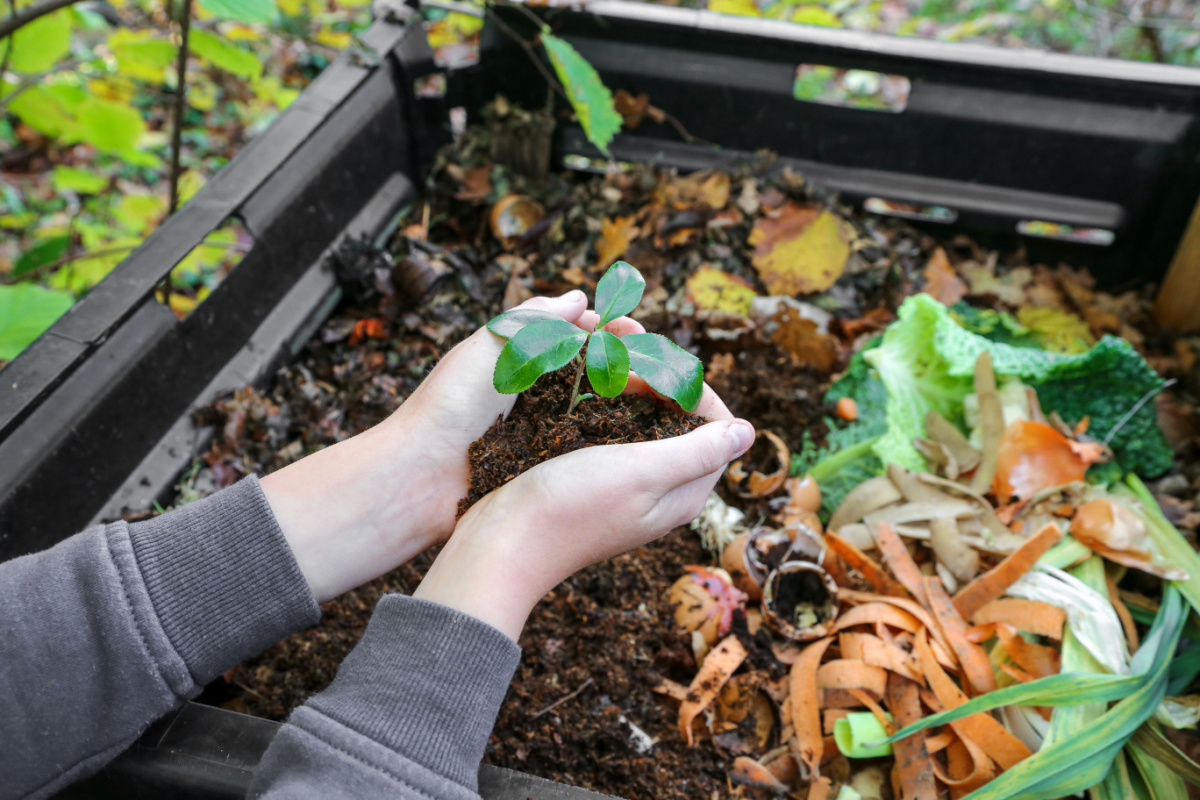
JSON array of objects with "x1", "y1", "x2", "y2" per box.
[
  {"x1": 489, "y1": 194, "x2": 544, "y2": 249},
  {"x1": 761, "y1": 561, "x2": 839, "y2": 641},
  {"x1": 727, "y1": 430, "x2": 790, "y2": 498},
  {"x1": 721, "y1": 527, "x2": 796, "y2": 601},
  {"x1": 668, "y1": 566, "x2": 749, "y2": 646}
]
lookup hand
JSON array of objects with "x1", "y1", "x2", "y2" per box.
[
  {"x1": 260, "y1": 291, "x2": 645, "y2": 601},
  {"x1": 414, "y1": 408, "x2": 756, "y2": 640}
]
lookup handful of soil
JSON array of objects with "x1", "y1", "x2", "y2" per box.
[{"x1": 458, "y1": 366, "x2": 704, "y2": 514}]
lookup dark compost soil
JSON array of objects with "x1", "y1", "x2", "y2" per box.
[{"x1": 461, "y1": 367, "x2": 704, "y2": 514}]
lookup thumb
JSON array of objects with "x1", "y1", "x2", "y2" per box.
[
  {"x1": 625, "y1": 418, "x2": 756, "y2": 494},
  {"x1": 513, "y1": 290, "x2": 588, "y2": 325}
]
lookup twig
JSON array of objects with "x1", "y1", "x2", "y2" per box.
[
  {"x1": 0, "y1": 0, "x2": 81, "y2": 39},
  {"x1": 531, "y1": 677, "x2": 594, "y2": 718},
  {"x1": 1103, "y1": 378, "x2": 1177, "y2": 446},
  {"x1": 0, "y1": 57, "x2": 86, "y2": 114},
  {"x1": 168, "y1": 0, "x2": 193, "y2": 216},
  {"x1": 0, "y1": 0, "x2": 16, "y2": 80},
  {"x1": 3, "y1": 240, "x2": 248, "y2": 285},
  {"x1": 484, "y1": 6, "x2": 568, "y2": 105}
]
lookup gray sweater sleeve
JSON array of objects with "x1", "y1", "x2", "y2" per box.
[
  {"x1": 249, "y1": 597, "x2": 522, "y2": 799},
  {"x1": 1, "y1": 475, "x2": 522, "y2": 800},
  {"x1": 0, "y1": 476, "x2": 320, "y2": 800}
]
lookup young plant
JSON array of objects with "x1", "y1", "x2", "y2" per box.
[{"x1": 487, "y1": 262, "x2": 704, "y2": 413}]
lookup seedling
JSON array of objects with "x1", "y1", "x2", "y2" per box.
[{"x1": 487, "y1": 262, "x2": 704, "y2": 413}]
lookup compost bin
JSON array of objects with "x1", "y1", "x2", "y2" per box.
[{"x1": 3, "y1": 1, "x2": 1200, "y2": 797}]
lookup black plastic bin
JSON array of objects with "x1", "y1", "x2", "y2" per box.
[{"x1": 4, "y1": 2, "x2": 1200, "y2": 796}]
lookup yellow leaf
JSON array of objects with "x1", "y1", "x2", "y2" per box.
[
  {"x1": 593, "y1": 215, "x2": 638, "y2": 270},
  {"x1": 177, "y1": 169, "x2": 206, "y2": 205},
  {"x1": 709, "y1": 0, "x2": 762, "y2": 16},
  {"x1": 314, "y1": 29, "x2": 352, "y2": 49},
  {"x1": 88, "y1": 76, "x2": 137, "y2": 104},
  {"x1": 686, "y1": 266, "x2": 757, "y2": 315},
  {"x1": 222, "y1": 24, "x2": 265, "y2": 42},
  {"x1": 749, "y1": 205, "x2": 849, "y2": 296},
  {"x1": 1015, "y1": 306, "x2": 1094, "y2": 354}
]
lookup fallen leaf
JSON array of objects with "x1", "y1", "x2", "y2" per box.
[
  {"x1": 922, "y1": 248, "x2": 966, "y2": 306},
  {"x1": 769, "y1": 305, "x2": 839, "y2": 371},
  {"x1": 687, "y1": 266, "x2": 757, "y2": 315},
  {"x1": 661, "y1": 170, "x2": 730, "y2": 211},
  {"x1": 750, "y1": 204, "x2": 849, "y2": 296},
  {"x1": 498, "y1": 255, "x2": 532, "y2": 310},
  {"x1": 593, "y1": 215, "x2": 638, "y2": 269},
  {"x1": 446, "y1": 163, "x2": 491, "y2": 203},
  {"x1": 960, "y1": 260, "x2": 1031, "y2": 306}
]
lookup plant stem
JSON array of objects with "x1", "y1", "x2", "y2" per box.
[
  {"x1": 167, "y1": 0, "x2": 193, "y2": 216},
  {"x1": 0, "y1": 0, "x2": 81, "y2": 40},
  {"x1": 567, "y1": 353, "x2": 586, "y2": 414}
]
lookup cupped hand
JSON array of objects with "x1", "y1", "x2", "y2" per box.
[
  {"x1": 261, "y1": 291, "x2": 649, "y2": 601},
  {"x1": 414, "y1": 408, "x2": 755, "y2": 640}
]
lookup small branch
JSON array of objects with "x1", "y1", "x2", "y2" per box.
[
  {"x1": 168, "y1": 0, "x2": 193, "y2": 215},
  {"x1": 0, "y1": 0, "x2": 81, "y2": 39},
  {"x1": 485, "y1": 6, "x2": 567, "y2": 105},
  {"x1": 0, "y1": 0, "x2": 16, "y2": 79},
  {"x1": 0, "y1": 57, "x2": 86, "y2": 114},
  {"x1": 532, "y1": 677, "x2": 594, "y2": 719}
]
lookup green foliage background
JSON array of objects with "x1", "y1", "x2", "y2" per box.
[{"x1": 1, "y1": 0, "x2": 1196, "y2": 364}]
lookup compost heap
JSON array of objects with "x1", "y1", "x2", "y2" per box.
[
  {"x1": 665, "y1": 294, "x2": 1200, "y2": 800},
  {"x1": 186, "y1": 118, "x2": 1200, "y2": 800}
]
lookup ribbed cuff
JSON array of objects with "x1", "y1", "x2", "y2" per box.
[
  {"x1": 127, "y1": 475, "x2": 320, "y2": 686},
  {"x1": 307, "y1": 595, "x2": 522, "y2": 791}
]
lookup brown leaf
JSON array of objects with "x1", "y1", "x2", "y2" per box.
[
  {"x1": 613, "y1": 89, "x2": 650, "y2": 129},
  {"x1": 661, "y1": 170, "x2": 730, "y2": 211},
  {"x1": 922, "y1": 248, "x2": 966, "y2": 306},
  {"x1": 750, "y1": 203, "x2": 849, "y2": 296},
  {"x1": 593, "y1": 215, "x2": 638, "y2": 270},
  {"x1": 446, "y1": 163, "x2": 491, "y2": 203},
  {"x1": 769, "y1": 305, "x2": 839, "y2": 371},
  {"x1": 498, "y1": 255, "x2": 532, "y2": 310}
]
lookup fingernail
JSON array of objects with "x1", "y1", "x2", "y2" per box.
[
  {"x1": 727, "y1": 420, "x2": 755, "y2": 457},
  {"x1": 561, "y1": 289, "x2": 584, "y2": 302}
]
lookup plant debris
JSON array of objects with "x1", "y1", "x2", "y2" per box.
[{"x1": 174, "y1": 102, "x2": 1200, "y2": 799}]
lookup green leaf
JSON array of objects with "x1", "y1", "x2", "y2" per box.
[
  {"x1": 540, "y1": 32, "x2": 622, "y2": 156},
  {"x1": 623, "y1": 332, "x2": 703, "y2": 412},
  {"x1": 7, "y1": 85, "x2": 81, "y2": 140},
  {"x1": 51, "y1": 166, "x2": 108, "y2": 195},
  {"x1": 198, "y1": 0, "x2": 277, "y2": 23},
  {"x1": 190, "y1": 29, "x2": 264, "y2": 80},
  {"x1": 13, "y1": 235, "x2": 70, "y2": 277},
  {"x1": 0, "y1": 284, "x2": 75, "y2": 361},
  {"x1": 2, "y1": 9, "x2": 73, "y2": 74},
  {"x1": 586, "y1": 330, "x2": 629, "y2": 398},
  {"x1": 494, "y1": 318, "x2": 586, "y2": 394},
  {"x1": 77, "y1": 98, "x2": 145, "y2": 155},
  {"x1": 109, "y1": 29, "x2": 177, "y2": 79},
  {"x1": 487, "y1": 308, "x2": 563, "y2": 339},
  {"x1": 594, "y1": 260, "x2": 645, "y2": 328}
]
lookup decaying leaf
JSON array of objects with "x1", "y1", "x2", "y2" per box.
[
  {"x1": 769, "y1": 304, "x2": 840, "y2": 371},
  {"x1": 593, "y1": 214, "x2": 639, "y2": 270},
  {"x1": 686, "y1": 266, "x2": 757, "y2": 315},
  {"x1": 960, "y1": 259, "x2": 1032, "y2": 306},
  {"x1": 446, "y1": 163, "x2": 491, "y2": 203},
  {"x1": 661, "y1": 170, "x2": 731, "y2": 211},
  {"x1": 750, "y1": 204, "x2": 849, "y2": 296},
  {"x1": 1015, "y1": 306, "x2": 1094, "y2": 354},
  {"x1": 922, "y1": 248, "x2": 966, "y2": 306}
]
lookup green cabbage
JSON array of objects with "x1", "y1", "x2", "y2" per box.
[{"x1": 807, "y1": 295, "x2": 1172, "y2": 484}]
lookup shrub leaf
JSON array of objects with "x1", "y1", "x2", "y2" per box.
[{"x1": 494, "y1": 318, "x2": 586, "y2": 394}]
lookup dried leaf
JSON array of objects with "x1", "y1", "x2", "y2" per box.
[
  {"x1": 769, "y1": 304, "x2": 840, "y2": 371},
  {"x1": 750, "y1": 204, "x2": 849, "y2": 296},
  {"x1": 447, "y1": 163, "x2": 491, "y2": 203},
  {"x1": 686, "y1": 266, "x2": 757, "y2": 315},
  {"x1": 593, "y1": 215, "x2": 639, "y2": 270},
  {"x1": 960, "y1": 260, "x2": 1032, "y2": 306},
  {"x1": 922, "y1": 248, "x2": 966, "y2": 306}
]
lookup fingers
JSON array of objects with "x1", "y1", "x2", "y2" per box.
[
  {"x1": 622, "y1": 377, "x2": 733, "y2": 422},
  {"x1": 516, "y1": 290, "x2": 589, "y2": 325},
  {"x1": 625, "y1": 418, "x2": 755, "y2": 493},
  {"x1": 577, "y1": 310, "x2": 646, "y2": 337}
]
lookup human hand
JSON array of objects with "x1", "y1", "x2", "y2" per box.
[
  {"x1": 260, "y1": 291, "x2": 645, "y2": 601},
  {"x1": 414, "y1": 404, "x2": 755, "y2": 640}
]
